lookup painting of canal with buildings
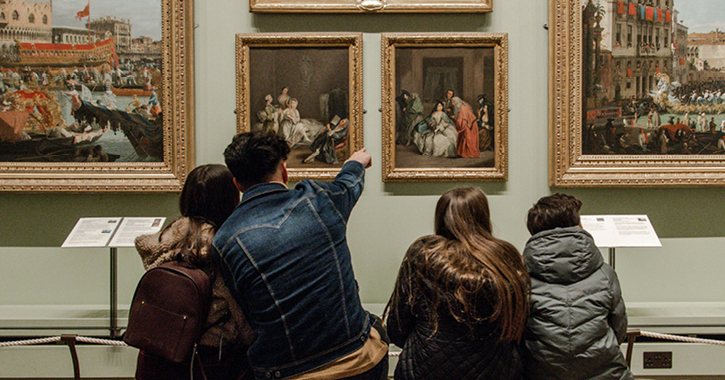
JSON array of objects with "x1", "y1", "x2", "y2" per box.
[
  {"x1": 582, "y1": 0, "x2": 725, "y2": 156},
  {"x1": 0, "y1": 0, "x2": 163, "y2": 163}
]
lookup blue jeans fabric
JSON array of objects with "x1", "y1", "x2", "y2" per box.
[{"x1": 213, "y1": 161, "x2": 372, "y2": 380}]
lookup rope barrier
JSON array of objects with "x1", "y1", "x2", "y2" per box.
[
  {"x1": 1, "y1": 330, "x2": 723, "y2": 353},
  {"x1": 639, "y1": 330, "x2": 725, "y2": 346},
  {"x1": 0, "y1": 336, "x2": 61, "y2": 347},
  {"x1": 76, "y1": 336, "x2": 128, "y2": 346}
]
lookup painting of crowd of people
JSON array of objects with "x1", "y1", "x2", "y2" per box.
[{"x1": 582, "y1": 0, "x2": 725, "y2": 156}]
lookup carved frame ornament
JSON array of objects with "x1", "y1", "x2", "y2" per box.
[
  {"x1": 381, "y1": 33, "x2": 509, "y2": 182},
  {"x1": 250, "y1": 0, "x2": 491, "y2": 14},
  {"x1": 0, "y1": 0, "x2": 194, "y2": 192},
  {"x1": 235, "y1": 33, "x2": 364, "y2": 182},
  {"x1": 550, "y1": 0, "x2": 725, "y2": 187}
]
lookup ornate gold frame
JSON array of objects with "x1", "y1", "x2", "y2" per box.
[
  {"x1": 550, "y1": 0, "x2": 725, "y2": 186},
  {"x1": 235, "y1": 33, "x2": 364, "y2": 182},
  {"x1": 0, "y1": 0, "x2": 194, "y2": 192},
  {"x1": 250, "y1": 0, "x2": 491, "y2": 13},
  {"x1": 381, "y1": 33, "x2": 508, "y2": 182}
]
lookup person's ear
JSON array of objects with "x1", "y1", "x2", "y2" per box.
[
  {"x1": 281, "y1": 162, "x2": 289, "y2": 184},
  {"x1": 232, "y1": 177, "x2": 245, "y2": 192}
]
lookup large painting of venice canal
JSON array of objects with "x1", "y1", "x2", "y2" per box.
[
  {"x1": 582, "y1": 0, "x2": 725, "y2": 156},
  {"x1": 0, "y1": 0, "x2": 163, "y2": 163}
]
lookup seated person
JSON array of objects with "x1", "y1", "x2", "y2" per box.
[
  {"x1": 134, "y1": 164, "x2": 254, "y2": 380},
  {"x1": 522, "y1": 193, "x2": 633, "y2": 380},
  {"x1": 385, "y1": 187, "x2": 530, "y2": 380}
]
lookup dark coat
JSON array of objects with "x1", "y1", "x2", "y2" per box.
[
  {"x1": 386, "y1": 236, "x2": 524, "y2": 380},
  {"x1": 522, "y1": 227, "x2": 633, "y2": 380}
]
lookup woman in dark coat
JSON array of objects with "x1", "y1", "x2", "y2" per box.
[{"x1": 385, "y1": 187, "x2": 530, "y2": 380}]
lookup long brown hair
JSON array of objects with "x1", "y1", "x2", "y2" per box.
[
  {"x1": 162, "y1": 164, "x2": 240, "y2": 266},
  {"x1": 387, "y1": 187, "x2": 529, "y2": 342}
]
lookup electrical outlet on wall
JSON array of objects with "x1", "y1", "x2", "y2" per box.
[{"x1": 643, "y1": 351, "x2": 673, "y2": 369}]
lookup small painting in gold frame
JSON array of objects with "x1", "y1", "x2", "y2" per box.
[
  {"x1": 382, "y1": 33, "x2": 508, "y2": 182},
  {"x1": 235, "y1": 33, "x2": 363, "y2": 182}
]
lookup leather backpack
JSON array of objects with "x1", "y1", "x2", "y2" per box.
[{"x1": 124, "y1": 256, "x2": 213, "y2": 364}]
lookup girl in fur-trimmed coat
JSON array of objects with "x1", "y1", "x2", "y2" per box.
[{"x1": 134, "y1": 164, "x2": 254, "y2": 380}]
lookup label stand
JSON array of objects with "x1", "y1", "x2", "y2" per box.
[
  {"x1": 580, "y1": 215, "x2": 661, "y2": 271},
  {"x1": 110, "y1": 247, "x2": 119, "y2": 338},
  {"x1": 62, "y1": 217, "x2": 166, "y2": 338}
]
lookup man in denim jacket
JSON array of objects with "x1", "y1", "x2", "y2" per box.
[{"x1": 213, "y1": 131, "x2": 388, "y2": 380}]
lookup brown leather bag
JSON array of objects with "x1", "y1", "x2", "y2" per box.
[{"x1": 124, "y1": 258, "x2": 212, "y2": 364}]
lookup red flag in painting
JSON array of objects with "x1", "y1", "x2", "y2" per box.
[
  {"x1": 76, "y1": 3, "x2": 89, "y2": 20},
  {"x1": 645, "y1": 6, "x2": 654, "y2": 21},
  {"x1": 657, "y1": 9, "x2": 662, "y2": 23},
  {"x1": 627, "y1": 68, "x2": 632, "y2": 77},
  {"x1": 666, "y1": 10, "x2": 671, "y2": 23},
  {"x1": 629, "y1": 2, "x2": 636, "y2": 15},
  {"x1": 617, "y1": 1, "x2": 625, "y2": 14}
]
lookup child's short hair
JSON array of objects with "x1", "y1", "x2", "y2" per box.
[{"x1": 526, "y1": 193, "x2": 583, "y2": 235}]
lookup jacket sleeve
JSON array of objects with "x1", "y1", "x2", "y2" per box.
[
  {"x1": 386, "y1": 281, "x2": 415, "y2": 348},
  {"x1": 605, "y1": 265, "x2": 628, "y2": 344},
  {"x1": 386, "y1": 237, "x2": 431, "y2": 348},
  {"x1": 312, "y1": 160, "x2": 365, "y2": 221}
]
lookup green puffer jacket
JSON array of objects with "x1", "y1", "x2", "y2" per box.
[{"x1": 522, "y1": 226, "x2": 634, "y2": 380}]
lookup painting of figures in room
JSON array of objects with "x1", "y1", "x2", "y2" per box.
[
  {"x1": 582, "y1": 0, "x2": 725, "y2": 156},
  {"x1": 393, "y1": 47, "x2": 496, "y2": 169},
  {"x1": 0, "y1": 0, "x2": 164, "y2": 163},
  {"x1": 246, "y1": 46, "x2": 356, "y2": 169}
]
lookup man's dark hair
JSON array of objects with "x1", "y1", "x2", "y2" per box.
[
  {"x1": 526, "y1": 193, "x2": 583, "y2": 235},
  {"x1": 223, "y1": 131, "x2": 290, "y2": 187}
]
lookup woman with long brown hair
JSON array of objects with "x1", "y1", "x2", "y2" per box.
[
  {"x1": 385, "y1": 187, "x2": 530, "y2": 380},
  {"x1": 134, "y1": 164, "x2": 254, "y2": 380}
]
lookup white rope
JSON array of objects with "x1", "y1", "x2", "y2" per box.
[
  {"x1": 0, "y1": 336, "x2": 61, "y2": 347},
  {"x1": 0, "y1": 336, "x2": 128, "y2": 348},
  {"x1": 76, "y1": 336, "x2": 128, "y2": 346},
  {"x1": 385, "y1": 330, "x2": 725, "y2": 357},
  {"x1": 639, "y1": 330, "x2": 725, "y2": 346}
]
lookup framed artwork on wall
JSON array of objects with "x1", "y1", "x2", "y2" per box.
[
  {"x1": 381, "y1": 33, "x2": 508, "y2": 182},
  {"x1": 551, "y1": 0, "x2": 725, "y2": 186},
  {"x1": 235, "y1": 33, "x2": 364, "y2": 182},
  {"x1": 249, "y1": 0, "x2": 491, "y2": 14},
  {"x1": 0, "y1": 0, "x2": 194, "y2": 192}
]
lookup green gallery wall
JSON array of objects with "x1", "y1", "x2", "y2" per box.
[{"x1": 2, "y1": 0, "x2": 725, "y2": 316}]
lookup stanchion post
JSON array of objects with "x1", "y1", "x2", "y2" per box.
[
  {"x1": 60, "y1": 334, "x2": 81, "y2": 380},
  {"x1": 608, "y1": 247, "x2": 616, "y2": 269},
  {"x1": 110, "y1": 247, "x2": 119, "y2": 338}
]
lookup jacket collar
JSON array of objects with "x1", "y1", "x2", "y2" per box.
[{"x1": 240, "y1": 182, "x2": 289, "y2": 205}]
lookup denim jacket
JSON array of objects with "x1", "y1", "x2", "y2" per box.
[{"x1": 213, "y1": 161, "x2": 372, "y2": 379}]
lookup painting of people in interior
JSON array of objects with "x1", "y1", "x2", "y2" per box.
[
  {"x1": 382, "y1": 34, "x2": 508, "y2": 181},
  {"x1": 236, "y1": 34, "x2": 363, "y2": 180}
]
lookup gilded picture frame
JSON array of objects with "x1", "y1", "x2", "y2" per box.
[
  {"x1": 250, "y1": 0, "x2": 491, "y2": 14},
  {"x1": 550, "y1": 0, "x2": 725, "y2": 186},
  {"x1": 235, "y1": 33, "x2": 364, "y2": 182},
  {"x1": 0, "y1": 0, "x2": 193, "y2": 192},
  {"x1": 382, "y1": 33, "x2": 508, "y2": 182}
]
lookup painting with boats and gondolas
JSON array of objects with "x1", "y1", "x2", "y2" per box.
[
  {"x1": 0, "y1": 0, "x2": 192, "y2": 191},
  {"x1": 550, "y1": 0, "x2": 725, "y2": 186}
]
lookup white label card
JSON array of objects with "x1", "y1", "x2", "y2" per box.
[
  {"x1": 62, "y1": 217, "x2": 166, "y2": 248},
  {"x1": 580, "y1": 215, "x2": 661, "y2": 248},
  {"x1": 108, "y1": 217, "x2": 166, "y2": 247}
]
